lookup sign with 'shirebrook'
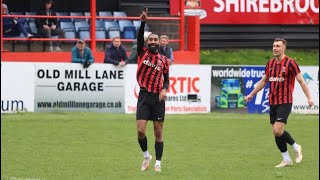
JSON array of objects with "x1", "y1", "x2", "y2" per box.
[
  {"x1": 171, "y1": 0, "x2": 319, "y2": 24},
  {"x1": 35, "y1": 63, "x2": 125, "y2": 112}
]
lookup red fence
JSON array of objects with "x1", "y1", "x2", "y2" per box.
[
  {"x1": 1, "y1": 0, "x2": 201, "y2": 64},
  {"x1": 1, "y1": 0, "x2": 186, "y2": 52}
]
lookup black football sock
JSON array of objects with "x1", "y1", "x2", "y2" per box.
[
  {"x1": 155, "y1": 141, "x2": 164, "y2": 161},
  {"x1": 138, "y1": 136, "x2": 148, "y2": 152},
  {"x1": 275, "y1": 136, "x2": 287, "y2": 152},
  {"x1": 281, "y1": 131, "x2": 295, "y2": 145}
]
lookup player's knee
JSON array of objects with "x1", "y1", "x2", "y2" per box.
[
  {"x1": 137, "y1": 129, "x2": 146, "y2": 138},
  {"x1": 154, "y1": 129, "x2": 162, "y2": 139},
  {"x1": 273, "y1": 129, "x2": 283, "y2": 137}
]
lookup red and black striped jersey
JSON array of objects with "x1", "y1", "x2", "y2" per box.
[
  {"x1": 136, "y1": 47, "x2": 170, "y2": 93},
  {"x1": 136, "y1": 21, "x2": 170, "y2": 93},
  {"x1": 265, "y1": 56, "x2": 301, "y2": 105}
]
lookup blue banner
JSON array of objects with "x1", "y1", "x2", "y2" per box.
[{"x1": 241, "y1": 66, "x2": 270, "y2": 114}]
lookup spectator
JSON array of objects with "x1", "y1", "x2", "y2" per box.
[
  {"x1": 35, "y1": 0, "x2": 64, "y2": 52},
  {"x1": 72, "y1": 39, "x2": 94, "y2": 69},
  {"x1": 104, "y1": 37, "x2": 129, "y2": 66},
  {"x1": 128, "y1": 39, "x2": 137, "y2": 64},
  {"x1": 159, "y1": 35, "x2": 174, "y2": 64},
  {"x1": 2, "y1": 4, "x2": 33, "y2": 38}
]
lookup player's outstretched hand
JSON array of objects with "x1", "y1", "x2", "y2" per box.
[
  {"x1": 140, "y1": 8, "x2": 148, "y2": 22},
  {"x1": 244, "y1": 95, "x2": 253, "y2": 103},
  {"x1": 308, "y1": 99, "x2": 315, "y2": 106}
]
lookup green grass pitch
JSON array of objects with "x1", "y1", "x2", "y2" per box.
[{"x1": 1, "y1": 113, "x2": 319, "y2": 180}]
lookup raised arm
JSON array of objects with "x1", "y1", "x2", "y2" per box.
[{"x1": 137, "y1": 8, "x2": 148, "y2": 54}]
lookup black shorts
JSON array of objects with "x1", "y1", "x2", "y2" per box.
[
  {"x1": 270, "y1": 103, "x2": 292, "y2": 124},
  {"x1": 136, "y1": 89, "x2": 165, "y2": 122}
]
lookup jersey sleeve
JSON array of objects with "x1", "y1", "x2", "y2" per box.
[
  {"x1": 264, "y1": 61, "x2": 270, "y2": 77},
  {"x1": 163, "y1": 57, "x2": 170, "y2": 74},
  {"x1": 162, "y1": 57, "x2": 170, "y2": 90},
  {"x1": 289, "y1": 60, "x2": 301, "y2": 77}
]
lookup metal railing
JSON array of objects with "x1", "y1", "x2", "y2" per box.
[{"x1": 1, "y1": 0, "x2": 185, "y2": 52}]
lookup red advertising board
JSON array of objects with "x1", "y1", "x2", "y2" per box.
[{"x1": 171, "y1": 0, "x2": 319, "y2": 24}]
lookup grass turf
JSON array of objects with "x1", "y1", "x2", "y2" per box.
[
  {"x1": 200, "y1": 49, "x2": 319, "y2": 66},
  {"x1": 1, "y1": 113, "x2": 319, "y2": 180}
]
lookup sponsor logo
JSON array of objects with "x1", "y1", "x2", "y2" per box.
[
  {"x1": 143, "y1": 60, "x2": 161, "y2": 71},
  {"x1": 303, "y1": 72, "x2": 313, "y2": 83},
  {"x1": 282, "y1": 67, "x2": 286, "y2": 72},
  {"x1": 213, "y1": 0, "x2": 319, "y2": 13},
  {"x1": 212, "y1": 68, "x2": 265, "y2": 78},
  {"x1": 168, "y1": 77, "x2": 200, "y2": 95},
  {"x1": 269, "y1": 77, "x2": 285, "y2": 82}
]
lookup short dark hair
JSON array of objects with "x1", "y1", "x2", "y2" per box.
[
  {"x1": 274, "y1": 38, "x2": 287, "y2": 47},
  {"x1": 43, "y1": 0, "x2": 53, "y2": 7},
  {"x1": 147, "y1": 33, "x2": 159, "y2": 39}
]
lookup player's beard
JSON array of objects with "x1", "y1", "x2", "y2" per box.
[{"x1": 148, "y1": 43, "x2": 159, "y2": 54}]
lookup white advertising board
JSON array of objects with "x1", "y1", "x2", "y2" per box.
[
  {"x1": 1, "y1": 62, "x2": 35, "y2": 113},
  {"x1": 292, "y1": 66, "x2": 319, "y2": 114},
  {"x1": 34, "y1": 63, "x2": 125, "y2": 112},
  {"x1": 125, "y1": 65, "x2": 211, "y2": 114}
]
